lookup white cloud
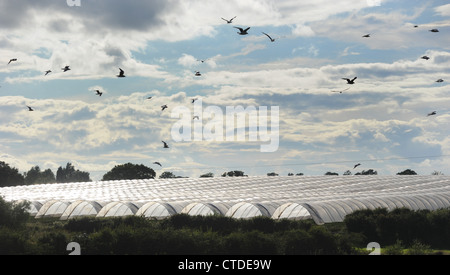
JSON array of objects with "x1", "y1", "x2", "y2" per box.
[{"x1": 435, "y1": 4, "x2": 450, "y2": 17}]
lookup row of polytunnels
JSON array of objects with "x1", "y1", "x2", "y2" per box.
[{"x1": 19, "y1": 192, "x2": 450, "y2": 225}]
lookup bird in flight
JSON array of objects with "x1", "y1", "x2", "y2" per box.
[
  {"x1": 193, "y1": 115, "x2": 200, "y2": 120},
  {"x1": 162, "y1": 141, "x2": 169, "y2": 148},
  {"x1": 8, "y1": 58, "x2": 17, "y2": 65},
  {"x1": 427, "y1": 111, "x2": 437, "y2": 117},
  {"x1": 62, "y1": 66, "x2": 71, "y2": 72},
  {"x1": 429, "y1": 29, "x2": 439, "y2": 33},
  {"x1": 197, "y1": 59, "x2": 208, "y2": 63},
  {"x1": 27, "y1": 106, "x2": 34, "y2": 112},
  {"x1": 161, "y1": 105, "x2": 168, "y2": 111},
  {"x1": 95, "y1": 90, "x2": 103, "y2": 97},
  {"x1": 153, "y1": 162, "x2": 162, "y2": 167},
  {"x1": 362, "y1": 34, "x2": 371, "y2": 38},
  {"x1": 222, "y1": 16, "x2": 237, "y2": 24},
  {"x1": 44, "y1": 70, "x2": 52, "y2": 76},
  {"x1": 354, "y1": 163, "x2": 361, "y2": 169},
  {"x1": 191, "y1": 98, "x2": 198, "y2": 103},
  {"x1": 147, "y1": 96, "x2": 153, "y2": 100},
  {"x1": 262, "y1": 32, "x2": 276, "y2": 42},
  {"x1": 234, "y1": 26, "x2": 250, "y2": 35},
  {"x1": 421, "y1": 56, "x2": 430, "y2": 60},
  {"x1": 342, "y1": 77, "x2": 357, "y2": 84},
  {"x1": 117, "y1": 68, "x2": 126, "y2": 78},
  {"x1": 436, "y1": 79, "x2": 444, "y2": 83},
  {"x1": 195, "y1": 71, "x2": 202, "y2": 76}
]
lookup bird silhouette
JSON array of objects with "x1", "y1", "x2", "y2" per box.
[
  {"x1": 342, "y1": 77, "x2": 357, "y2": 84},
  {"x1": 95, "y1": 90, "x2": 103, "y2": 96},
  {"x1": 44, "y1": 70, "x2": 52, "y2": 76},
  {"x1": 222, "y1": 16, "x2": 237, "y2": 24},
  {"x1": 354, "y1": 163, "x2": 361, "y2": 169},
  {"x1": 195, "y1": 71, "x2": 202, "y2": 76},
  {"x1": 234, "y1": 26, "x2": 250, "y2": 35},
  {"x1": 193, "y1": 115, "x2": 200, "y2": 120},
  {"x1": 153, "y1": 162, "x2": 162, "y2": 167},
  {"x1": 436, "y1": 79, "x2": 444, "y2": 83},
  {"x1": 162, "y1": 141, "x2": 169, "y2": 148},
  {"x1": 27, "y1": 106, "x2": 34, "y2": 112},
  {"x1": 117, "y1": 68, "x2": 126, "y2": 78},
  {"x1": 421, "y1": 56, "x2": 430, "y2": 60},
  {"x1": 262, "y1": 32, "x2": 276, "y2": 42},
  {"x1": 362, "y1": 34, "x2": 371, "y2": 38},
  {"x1": 161, "y1": 105, "x2": 168, "y2": 111},
  {"x1": 147, "y1": 96, "x2": 153, "y2": 100},
  {"x1": 197, "y1": 59, "x2": 208, "y2": 63},
  {"x1": 8, "y1": 58, "x2": 17, "y2": 65},
  {"x1": 427, "y1": 111, "x2": 437, "y2": 117},
  {"x1": 62, "y1": 66, "x2": 71, "y2": 72},
  {"x1": 429, "y1": 29, "x2": 439, "y2": 33},
  {"x1": 191, "y1": 98, "x2": 198, "y2": 103}
]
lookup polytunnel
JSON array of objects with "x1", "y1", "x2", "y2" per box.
[
  {"x1": 60, "y1": 200, "x2": 105, "y2": 220},
  {"x1": 225, "y1": 202, "x2": 281, "y2": 219},
  {"x1": 35, "y1": 200, "x2": 72, "y2": 219},
  {"x1": 13, "y1": 200, "x2": 42, "y2": 217},
  {"x1": 181, "y1": 202, "x2": 232, "y2": 216},
  {"x1": 0, "y1": 175, "x2": 449, "y2": 223},
  {"x1": 272, "y1": 203, "x2": 312, "y2": 220},
  {"x1": 136, "y1": 202, "x2": 187, "y2": 219},
  {"x1": 96, "y1": 202, "x2": 143, "y2": 218}
]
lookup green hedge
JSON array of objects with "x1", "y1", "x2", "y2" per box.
[
  {"x1": 1, "y1": 196, "x2": 450, "y2": 255},
  {"x1": 344, "y1": 208, "x2": 450, "y2": 249}
]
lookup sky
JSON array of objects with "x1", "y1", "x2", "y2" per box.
[{"x1": 1, "y1": 0, "x2": 450, "y2": 181}]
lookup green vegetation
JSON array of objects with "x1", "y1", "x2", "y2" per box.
[{"x1": 1, "y1": 196, "x2": 449, "y2": 255}]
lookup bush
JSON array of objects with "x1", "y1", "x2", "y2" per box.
[
  {"x1": 406, "y1": 240, "x2": 432, "y2": 255},
  {"x1": 0, "y1": 197, "x2": 30, "y2": 228}
]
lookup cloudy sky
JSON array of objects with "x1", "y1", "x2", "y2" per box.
[{"x1": 1, "y1": 0, "x2": 450, "y2": 180}]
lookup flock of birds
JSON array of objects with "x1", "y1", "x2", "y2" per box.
[{"x1": 3, "y1": 14, "x2": 448, "y2": 173}]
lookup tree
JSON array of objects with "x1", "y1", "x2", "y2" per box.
[
  {"x1": 159, "y1": 171, "x2": 185, "y2": 179},
  {"x1": 288, "y1": 173, "x2": 303, "y2": 176},
  {"x1": 397, "y1": 169, "x2": 417, "y2": 175},
  {"x1": 0, "y1": 161, "x2": 24, "y2": 187},
  {"x1": 102, "y1": 163, "x2": 155, "y2": 181},
  {"x1": 355, "y1": 169, "x2": 378, "y2": 175},
  {"x1": 325, "y1": 172, "x2": 339, "y2": 176},
  {"x1": 0, "y1": 196, "x2": 30, "y2": 228},
  {"x1": 56, "y1": 163, "x2": 91, "y2": 183},
  {"x1": 343, "y1": 170, "x2": 352, "y2": 176},
  {"x1": 431, "y1": 171, "x2": 444, "y2": 176},
  {"x1": 221, "y1": 171, "x2": 247, "y2": 177},
  {"x1": 24, "y1": 166, "x2": 56, "y2": 185},
  {"x1": 200, "y1": 172, "x2": 214, "y2": 178}
]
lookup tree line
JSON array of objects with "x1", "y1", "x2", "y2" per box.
[{"x1": 0, "y1": 160, "x2": 445, "y2": 188}]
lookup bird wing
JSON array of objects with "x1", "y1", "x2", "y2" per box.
[
  {"x1": 234, "y1": 27, "x2": 244, "y2": 32},
  {"x1": 244, "y1": 27, "x2": 251, "y2": 32},
  {"x1": 262, "y1": 32, "x2": 272, "y2": 39}
]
